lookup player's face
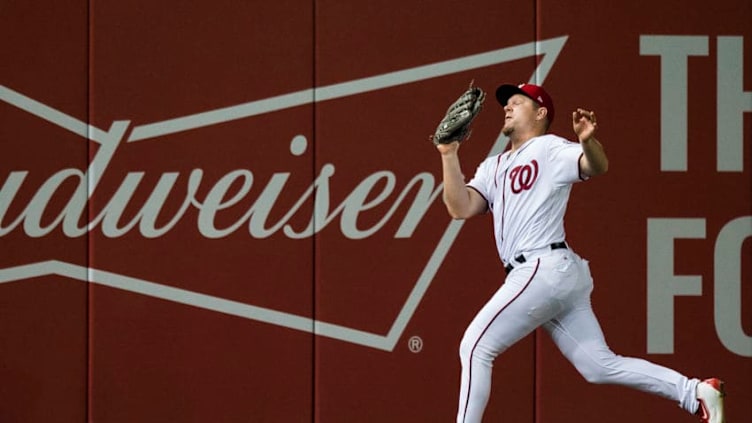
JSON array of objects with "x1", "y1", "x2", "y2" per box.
[{"x1": 502, "y1": 94, "x2": 538, "y2": 136}]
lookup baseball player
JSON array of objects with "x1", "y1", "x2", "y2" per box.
[{"x1": 435, "y1": 83, "x2": 726, "y2": 423}]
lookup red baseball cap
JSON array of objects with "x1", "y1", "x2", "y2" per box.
[{"x1": 495, "y1": 83, "x2": 555, "y2": 123}]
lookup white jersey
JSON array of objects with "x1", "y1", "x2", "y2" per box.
[{"x1": 467, "y1": 134, "x2": 586, "y2": 266}]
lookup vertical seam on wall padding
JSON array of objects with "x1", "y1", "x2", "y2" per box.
[
  {"x1": 86, "y1": 1, "x2": 92, "y2": 421},
  {"x1": 311, "y1": 1, "x2": 318, "y2": 422},
  {"x1": 534, "y1": 0, "x2": 541, "y2": 85}
]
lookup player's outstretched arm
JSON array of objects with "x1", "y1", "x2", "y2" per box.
[
  {"x1": 436, "y1": 141, "x2": 486, "y2": 219},
  {"x1": 573, "y1": 108, "x2": 609, "y2": 177}
]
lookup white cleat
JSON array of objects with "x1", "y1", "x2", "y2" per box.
[{"x1": 696, "y1": 378, "x2": 726, "y2": 423}]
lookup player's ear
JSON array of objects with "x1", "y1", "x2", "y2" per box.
[{"x1": 536, "y1": 107, "x2": 548, "y2": 121}]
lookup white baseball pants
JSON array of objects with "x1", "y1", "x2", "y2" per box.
[{"x1": 456, "y1": 249, "x2": 700, "y2": 422}]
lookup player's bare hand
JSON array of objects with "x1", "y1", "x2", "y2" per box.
[
  {"x1": 435, "y1": 140, "x2": 461, "y2": 156},
  {"x1": 573, "y1": 108, "x2": 598, "y2": 142}
]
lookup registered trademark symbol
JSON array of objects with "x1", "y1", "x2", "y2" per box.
[{"x1": 408, "y1": 335, "x2": 423, "y2": 353}]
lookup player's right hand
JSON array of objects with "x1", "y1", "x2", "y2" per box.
[{"x1": 572, "y1": 108, "x2": 598, "y2": 142}]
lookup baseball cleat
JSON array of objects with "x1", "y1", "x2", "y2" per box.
[{"x1": 696, "y1": 378, "x2": 725, "y2": 423}]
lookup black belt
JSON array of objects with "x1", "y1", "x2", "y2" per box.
[{"x1": 504, "y1": 242, "x2": 568, "y2": 274}]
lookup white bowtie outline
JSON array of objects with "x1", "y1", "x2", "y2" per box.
[{"x1": 0, "y1": 36, "x2": 566, "y2": 351}]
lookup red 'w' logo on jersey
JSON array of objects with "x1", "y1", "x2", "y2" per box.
[{"x1": 509, "y1": 160, "x2": 539, "y2": 193}]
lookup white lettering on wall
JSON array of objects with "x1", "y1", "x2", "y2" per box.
[
  {"x1": 646, "y1": 218, "x2": 705, "y2": 354},
  {"x1": 640, "y1": 35, "x2": 750, "y2": 172},
  {"x1": 0, "y1": 133, "x2": 443, "y2": 240},
  {"x1": 640, "y1": 35, "x2": 709, "y2": 171},
  {"x1": 647, "y1": 217, "x2": 751, "y2": 357},
  {"x1": 713, "y1": 216, "x2": 752, "y2": 356},
  {"x1": 717, "y1": 37, "x2": 752, "y2": 172},
  {"x1": 642, "y1": 34, "x2": 750, "y2": 357}
]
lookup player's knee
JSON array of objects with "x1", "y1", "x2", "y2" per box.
[
  {"x1": 459, "y1": 333, "x2": 501, "y2": 366},
  {"x1": 568, "y1": 343, "x2": 620, "y2": 384},
  {"x1": 575, "y1": 355, "x2": 617, "y2": 384},
  {"x1": 459, "y1": 334, "x2": 488, "y2": 364},
  {"x1": 459, "y1": 334, "x2": 475, "y2": 362}
]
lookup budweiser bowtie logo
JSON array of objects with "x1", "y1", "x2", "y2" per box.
[{"x1": 0, "y1": 36, "x2": 566, "y2": 351}]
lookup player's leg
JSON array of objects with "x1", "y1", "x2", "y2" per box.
[
  {"x1": 457, "y1": 261, "x2": 561, "y2": 423},
  {"x1": 544, "y1": 305, "x2": 701, "y2": 411},
  {"x1": 542, "y1": 254, "x2": 701, "y2": 414}
]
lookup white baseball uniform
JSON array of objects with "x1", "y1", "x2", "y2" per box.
[{"x1": 456, "y1": 134, "x2": 700, "y2": 422}]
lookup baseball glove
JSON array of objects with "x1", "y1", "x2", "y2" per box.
[{"x1": 430, "y1": 81, "x2": 486, "y2": 145}]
